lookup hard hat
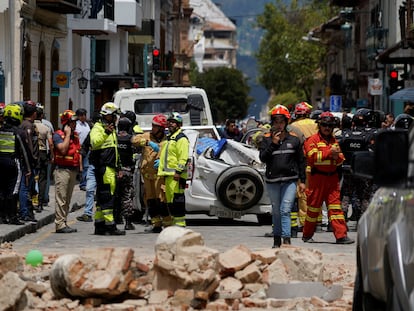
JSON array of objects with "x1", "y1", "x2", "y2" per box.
[
  {"x1": 294, "y1": 102, "x2": 312, "y2": 115},
  {"x1": 394, "y1": 113, "x2": 414, "y2": 130},
  {"x1": 60, "y1": 110, "x2": 77, "y2": 125},
  {"x1": 152, "y1": 114, "x2": 168, "y2": 128},
  {"x1": 167, "y1": 112, "x2": 183, "y2": 124},
  {"x1": 318, "y1": 111, "x2": 336, "y2": 125},
  {"x1": 269, "y1": 105, "x2": 291, "y2": 120},
  {"x1": 4, "y1": 103, "x2": 24, "y2": 124},
  {"x1": 100, "y1": 102, "x2": 120, "y2": 116}
]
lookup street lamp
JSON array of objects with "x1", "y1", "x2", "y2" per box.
[{"x1": 70, "y1": 67, "x2": 96, "y2": 94}]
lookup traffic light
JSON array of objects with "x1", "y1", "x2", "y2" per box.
[
  {"x1": 152, "y1": 47, "x2": 160, "y2": 72},
  {"x1": 389, "y1": 70, "x2": 399, "y2": 95}
]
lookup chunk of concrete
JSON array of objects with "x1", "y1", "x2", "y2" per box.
[{"x1": 267, "y1": 282, "x2": 343, "y2": 302}]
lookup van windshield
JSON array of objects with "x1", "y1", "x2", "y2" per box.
[{"x1": 134, "y1": 99, "x2": 188, "y2": 114}]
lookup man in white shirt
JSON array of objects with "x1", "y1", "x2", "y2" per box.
[{"x1": 75, "y1": 108, "x2": 90, "y2": 190}]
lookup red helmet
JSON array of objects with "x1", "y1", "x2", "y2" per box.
[
  {"x1": 294, "y1": 102, "x2": 312, "y2": 115},
  {"x1": 318, "y1": 111, "x2": 336, "y2": 125},
  {"x1": 60, "y1": 109, "x2": 77, "y2": 125},
  {"x1": 269, "y1": 105, "x2": 291, "y2": 120},
  {"x1": 152, "y1": 114, "x2": 167, "y2": 128}
]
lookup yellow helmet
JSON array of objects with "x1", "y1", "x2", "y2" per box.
[
  {"x1": 100, "y1": 102, "x2": 120, "y2": 116},
  {"x1": 4, "y1": 103, "x2": 24, "y2": 124}
]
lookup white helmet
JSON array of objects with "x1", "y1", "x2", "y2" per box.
[{"x1": 100, "y1": 102, "x2": 120, "y2": 116}]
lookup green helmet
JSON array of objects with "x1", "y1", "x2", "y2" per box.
[
  {"x1": 4, "y1": 103, "x2": 24, "y2": 124},
  {"x1": 167, "y1": 112, "x2": 183, "y2": 124}
]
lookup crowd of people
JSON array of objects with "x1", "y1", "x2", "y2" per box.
[
  {"x1": 1, "y1": 98, "x2": 412, "y2": 244},
  {"x1": 0, "y1": 100, "x2": 190, "y2": 237}
]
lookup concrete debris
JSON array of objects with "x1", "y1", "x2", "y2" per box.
[{"x1": 0, "y1": 226, "x2": 355, "y2": 310}]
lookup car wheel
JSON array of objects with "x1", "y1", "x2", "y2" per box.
[
  {"x1": 216, "y1": 166, "x2": 264, "y2": 211},
  {"x1": 257, "y1": 213, "x2": 272, "y2": 225}
]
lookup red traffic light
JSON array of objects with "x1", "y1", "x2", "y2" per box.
[
  {"x1": 152, "y1": 49, "x2": 160, "y2": 57},
  {"x1": 390, "y1": 70, "x2": 398, "y2": 79}
]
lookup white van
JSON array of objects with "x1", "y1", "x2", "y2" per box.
[{"x1": 112, "y1": 87, "x2": 214, "y2": 129}]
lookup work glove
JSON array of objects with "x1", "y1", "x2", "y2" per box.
[
  {"x1": 154, "y1": 159, "x2": 160, "y2": 169},
  {"x1": 148, "y1": 141, "x2": 160, "y2": 153}
]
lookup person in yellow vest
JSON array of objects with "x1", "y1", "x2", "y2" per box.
[
  {"x1": 288, "y1": 102, "x2": 319, "y2": 235},
  {"x1": 0, "y1": 104, "x2": 29, "y2": 225},
  {"x1": 52, "y1": 110, "x2": 82, "y2": 233},
  {"x1": 157, "y1": 112, "x2": 189, "y2": 227},
  {"x1": 89, "y1": 102, "x2": 125, "y2": 236},
  {"x1": 132, "y1": 114, "x2": 169, "y2": 233}
]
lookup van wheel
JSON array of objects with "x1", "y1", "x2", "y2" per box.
[{"x1": 216, "y1": 167, "x2": 263, "y2": 211}]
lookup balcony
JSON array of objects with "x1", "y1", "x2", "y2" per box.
[
  {"x1": 114, "y1": 0, "x2": 143, "y2": 31},
  {"x1": 36, "y1": 0, "x2": 81, "y2": 14},
  {"x1": 68, "y1": 16, "x2": 117, "y2": 35}
]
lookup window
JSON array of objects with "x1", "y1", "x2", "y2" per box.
[
  {"x1": 95, "y1": 40, "x2": 109, "y2": 72},
  {"x1": 134, "y1": 98, "x2": 188, "y2": 114}
]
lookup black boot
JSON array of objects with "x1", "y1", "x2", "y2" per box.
[
  {"x1": 283, "y1": 237, "x2": 291, "y2": 245},
  {"x1": 105, "y1": 225, "x2": 126, "y2": 236},
  {"x1": 291, "y1": 227, "x2": 298, "y2": 238},
  {"x1": 94, "y1": 222, "x2": 106, "y2": 235},
  {"x1": 124, "y1": 218, "x2": 135, "y2": 230},
  {"x1": 272, "y1": 236, "x2": 281, "y2": 248}
]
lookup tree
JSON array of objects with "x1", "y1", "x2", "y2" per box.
[
  {"x1": 256, "y1": 0, "x2": 333, "y2": 101},
  {"x1": 191, "y1": 67, "x2": 252, "y2": 123}
]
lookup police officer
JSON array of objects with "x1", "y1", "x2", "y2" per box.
[
  {"x1": 339, "y1": 108, "x2": 377, "y2": 222},
  {"x1": 89, "y1": 102, "x2": 125, "y2": 235},
  {"x1": 157, "y1": 112, "x2": 189, "y2": 227}
]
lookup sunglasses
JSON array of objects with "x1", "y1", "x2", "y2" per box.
[{"x1": 320, "y1": 123, "x2": 334, "y2": 128}]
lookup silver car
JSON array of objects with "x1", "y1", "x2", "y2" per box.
[
  {"x1": 133, "y1": 126, "x2": 272, "y2": 224},
  {"x1": 352, "y1": 128, "x2": 414, "y2": 311}
]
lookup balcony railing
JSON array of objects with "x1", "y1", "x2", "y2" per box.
[{"x1": 36, "y1": 0, "x2": 81, "y2": 14}]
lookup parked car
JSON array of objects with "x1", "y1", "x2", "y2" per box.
[
  {"x1": 351, "y1": 128, "x2": 414, "y2": 311},
  {"x1": 134, "y1": 126, "x2": 272, "y2": 224}
]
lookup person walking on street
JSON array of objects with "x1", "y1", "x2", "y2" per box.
[
  {"x1": 302, "y1": 111, "x2": 354, "y2": 244},
  {"x1": 259, "y1": 105, "x2": 306, "y2": 248},
  {"x1": 53, "y1": 110, "x2": 82, "y2": 233},
  {"x1": 75, "y1": 108, "x2": 91, "y2": 191},
  {"x1": 115, "y1": 117, "x2": 138, "y2": 230},
  {"x1": 132, "y1": 114, "x2": 168, "y2": 233},
  {"x1": 0, "y1": 104, "x2": 30, "y2": 225},
  {"x1": 89, "y1": 102, "x2": 125, "y2": 236},
  {"x1": 18, "y1": 101, "x2": 40, "y2": 222},
  {"x1": 222, "y1": 119, "x2": 242, "y2": 141},
  {"x1": 34, "y1": 104, "x2": 53, "y2": 213},
  {"x1": 157, "y1": 112, "x2": 189, "y2": 227}
]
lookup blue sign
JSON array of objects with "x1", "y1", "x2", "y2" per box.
[{"x1": 329, "y1": 95, "x2": 342, "y2": 112}]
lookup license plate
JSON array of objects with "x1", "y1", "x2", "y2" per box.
[{"x1": 214, "y1": 207, "x2": 242, "y2": 219}]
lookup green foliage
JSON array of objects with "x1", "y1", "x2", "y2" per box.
[
  {"x1": 191, "y1": 67, "x2": 251, "y2": 123},
  {"x1": 256, "y1": 0, "x2": 332, "y2": 100},
  {"x1": 268, "y1": 91, "x2": 302, "y2": 112}
]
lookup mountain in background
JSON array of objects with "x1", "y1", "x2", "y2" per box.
[{"x1": 218, "y1": 0, "x2": 273, "y2": 120}]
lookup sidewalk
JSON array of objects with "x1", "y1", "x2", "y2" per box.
[{"x1": 0, "y1": 185, "x2": 86, "y2": 244}]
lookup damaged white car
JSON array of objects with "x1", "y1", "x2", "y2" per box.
[{"x1": 134, "y1": 126, "x2": 272, "y2": 224}]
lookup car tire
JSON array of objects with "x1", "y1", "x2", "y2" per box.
[
  {"x1": 216, "y1": 166, "x2": 264, "y2": 211},
  {"x1": 257, "y1": 213, "x2": 272, "y2": 225}
]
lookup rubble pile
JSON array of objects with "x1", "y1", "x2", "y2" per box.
[{"x1": 0, "y1": 227, "x2": 355, "y2": 310}]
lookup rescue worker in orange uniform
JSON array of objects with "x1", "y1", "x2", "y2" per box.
[
  {"x1": 302, "y1": 111, "x2": 354, "y2": 244},
  {"x1": 132, "y1": 114, "x2": 169, "y2": 233}
]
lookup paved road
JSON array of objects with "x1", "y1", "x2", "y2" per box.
[{"x1": 8, "y1": 185, "x2": 357, "y2": 262}]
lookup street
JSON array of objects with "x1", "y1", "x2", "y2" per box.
[{"x1": 10, "y1": 201, "x2": 357, "y2": 263}]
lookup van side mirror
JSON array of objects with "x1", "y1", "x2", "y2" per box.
[{"x1": 351, "y1": 129, "x2": 408, "y2": 187}]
